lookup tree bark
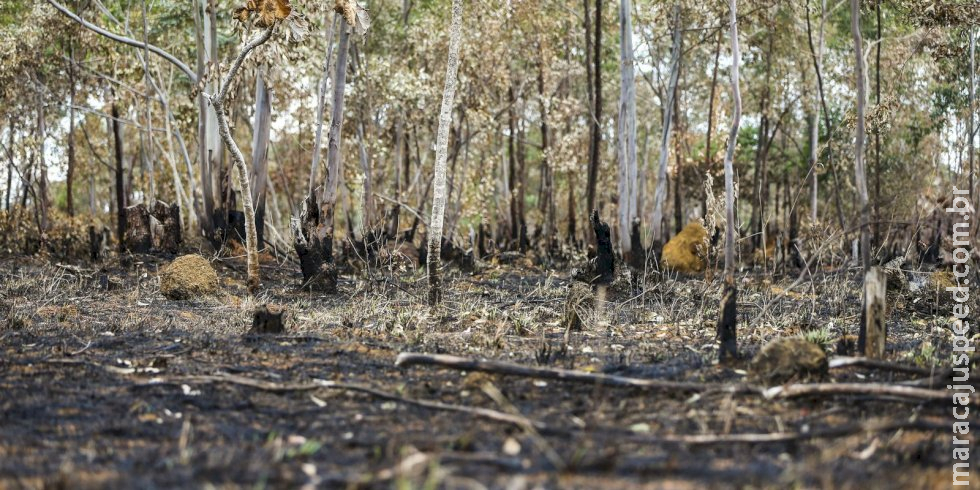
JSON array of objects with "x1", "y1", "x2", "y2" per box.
[
  {"x1": 427, "y1": 0, "x2": 464, "y2": 306},
  {"x1": 111, "y1": 101, "x2": 126, "y2": 252},
  {"x1": 585, "y1": 0, "x2": 603, "y2": 233},
  {"x1": 718, "y1": 0, "x2": 742, "y2": 363},
  {"x1": 651, "y1": 5, "x2": 682, "y2": 252},
  {"x1": 851, "y1": 0, "x2": 870, "y2": 272},
  {"x1": 617, "y1": 0, "x2": 639, "y2": 263},
  {"x1": 208, "y1": 26, "x2": 275, "y2": 294},
  {"x1": 969, "y1": 28, "x2": 976, "y2": 201},
  {"x1": 309, "y1": 13, "x2": 339, "y2": 195},
  {"x1": 251, "y1": 66, "x2": 272, "y2": 250},
  {"x1": 66, "y1": 40, "x2": 76, "y2": 217}
]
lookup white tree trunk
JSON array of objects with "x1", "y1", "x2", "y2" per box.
[
  {"x1": 651, "y1": 4, "x2": 682, "y2": 248},
  {"x1": 723, "y1": 0, "x2": 742, "y2": 282},
  {"x1": 851, "y1": 0, "x2": 870, "y2": 271},
  {"x1": 309, "y1": 13, "x2": 339, "y2": 196},
  {"x1": 617, "y1": 0, "x2": 638, "y2": 257},
  {"x1": 427, "y1": 0, "x2": 464, "y2": 306}
]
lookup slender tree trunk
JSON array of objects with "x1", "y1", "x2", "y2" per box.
[
  {"x1": 66, "y1": 41, "x2": 76, "y2": 217},
  {"x1": 751, "y1": 31, "x2": 773, "y2": 253},
  {"x1": 209, "y1": 26, "x2": 274, "y2": 294},
  {"x1": 617, "y1": 0, "x2": 639, "y2": 262},
  {"x1": 718, "y1": 0, "x2": 742, "y2": 363},
  {"x1": 193, "y1": 0, "x2": 214, "y2": 236},
  {"x1": 703, "y1": 28, "x2": 722, "y2": 218},
  {"x1": 808, "y1": 110, "x2": 819, "y2": 222},
  {"x1": 969, "y1": 28, "x2": 975, "y2": 201},
  {"x1": 873, "y1": 2, "x2": 882, "y2": 246},
  {"x1": 250, "y1": 66, "x2": 272, "y2": 249},
  {"x1": 427, "y1": 0, "x2": 464, "y2": 306},
  {"x1": 651, "y1": 4, "x2": 682, "y2": 252},
  {"x1": 4, "y1": 119, "x2": 12, "y2": 211},
  {"x1": 585, "y1": 0, "x2": 603, "y2": 227},
  {"x1": 319, "y1": 26, "x2": 351, "y2": 251},
  {"x1": 851, "y1": 0, "x2": 870, "y2": 271},
  {"x1": 507, "y1": 85, "x2": 519, "y2": 245},
  {"x1": 35, "y1": 94, "x2": 49, "y2": 233},
  {"x1": 537, "y1": 61, "x2": 556, "y2": 248},
  {"x1": 851, "y1": 0, "x2": 872, "y2": 349},
  {"x1": 805, "y1": 0, "x2": 847, "y2": 235},
  {"x1": 140, "y1": 0, "x2": 155, "y2": 206},
  {"x1": 111, "y1": 102, "x2": 126, "y2": 252},
  {"x1": 309, "y1": 13, "x2": 339, "y2": 195}
]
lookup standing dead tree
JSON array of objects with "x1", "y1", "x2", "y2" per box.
[
  {"x1": 850, "y1": 0, "x2": 872, "y2": 350},
  {"x1": 651, "y1": 4, "x2": 682, "y2": 256},
  {"x1": 617, "y1": 0, "x2": 639, "y2": 268},
  {"x1": 427, "y1": 0, "x2": 464, "y2": 306},
  {"x1": 294, "y1": 1, "x2": 368, "y2": 293},
  {"x1": 717, "y1": 0, "x2": 742, "y2": 363}
]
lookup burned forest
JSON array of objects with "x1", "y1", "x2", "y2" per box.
[{"x1": 0, "y1": 0, "x2": 978, "y2": 488}]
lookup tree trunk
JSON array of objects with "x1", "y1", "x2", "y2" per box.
[
  {"x1": 718, "y1": 0, "x2": 742, "y2": 363},
  {"x1": 703, "y1": 28, "x2": 722, "y2": 220},
  {"x1": 309, "y1": 13, "x2": 339, "y2": 195},
  {"x1": 873, "y1": 2, "x2": 882, "y2": 246},
  {"x1": 585, "y1": 0, "x2": 603, "y2": 231},
  {"x1": 210, "y1": 26, "x2": 275, "y2": 294},
  {"x1": 35, "y1": 94, "x2": 49, "y2": 233},
  {"x1": 969, "y1": 28, "x2": 975, "y2": 201},
  {"x1": 250, "y1": 66, "x2": 272, "y2": 250},
  {"x1": 852, "y1": 0, "x2": 872, "y2": 349},
  {"x1": 111, "y1": 102, "x2": 126, "y2": 252},
  {"x1": 617, "y1": 0, "x2": 639, "y2": 264},
  {"x1": 193, "y1": 0, "x2": 215, "y2": 236},
  {"x1": 66, "y1": 41, "x2": 76, "y2": 217},
  {"x1": 427, "y1": 0, "x2": 464, "y2": 306},
  {"x1": 651, "y1": 4, "x2": 682, "y2": 252},
  {"x1": 318, "y1": 25, "x2": 352, "y2": 257},
  {"x1": 805, "y1": 0, "x2": 847, "y2": 234}
]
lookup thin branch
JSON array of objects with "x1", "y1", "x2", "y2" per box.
[
  {"x1": 395, "y1": 352, "x2": 756, "y2": 394},
  {"x1": 46, "y1": 0, "x2": 197, "y2": 84},
  {"x1": 150, "y1": 373, "x2": 549, "y2": 432}
]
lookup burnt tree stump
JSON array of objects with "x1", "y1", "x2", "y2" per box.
[
  {"x1": 861, "y1": 266, "x2": 887, "y2": 358},
  {"x1": 590, "y1": 210, "x2": 615, "y2": 284},
  {"x1": 250, "y1": 304, "x2": 286, "y2": 334},
  {"x1": 293, "y1": 193, "x2": 338, "y2": 293},
  {"x1": 151, "y1": 202, "x2": 182, "y2": 254},
  {"x1": 628, "y1": 217, "x2": 646, "y2": 271},
  {"x1": 123, "y1": 204, "x2": 152, "y2": 253},
  {"x1": 88, "y1": 225, "x2": 109, "y2": 261}
]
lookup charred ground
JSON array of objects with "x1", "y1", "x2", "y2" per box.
[{"x1": 0, "y1": 250, "x2": 967, "y2": 489}]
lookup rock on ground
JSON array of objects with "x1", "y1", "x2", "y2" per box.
[
  {"x1": 159, "y1": 254, "x2": 220, "y2": 300},
  {"x1": 661, "y1": 221, "x2": 708, "y2": 273},
  {"x1": 749, "y1": 337, "x2": 828, "y2": 386}
]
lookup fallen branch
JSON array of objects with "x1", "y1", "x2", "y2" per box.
[
  {"x1": 147, "y1": 373, "x2": 549, "y2": 432},
  {"x1": 628, "y1": 418, "x2": 946, "y2": 446},
  {"x1": 828, "y1": 356, "x2": 936, "y2": 376},
  {"x1": 395, "y1": 352, "x2": 757, "y2": 394},
  {"x1": 765, "y1": 382, "x2": 979, "y2": 406}
]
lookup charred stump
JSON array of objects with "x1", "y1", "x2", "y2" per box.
[
  {"x1": 151, "y1": 202, "x2": 182, "y2": 254},
  {"x1": 627, "y1": 218, "x2": 645, "y2": 271},
  {"x1": 292, "y1": 193, "x2": 337, "y2": 293},
  {"x1": 250, "y1": 304, "x2": 286, "y2": 334},
  {"x1": 717, "y1": 280, "x2": 738, "y2": 362},
  {"x1": 123, "y1": 204, "x2": 152, "y2": 253},
  {"x1": 590, "y1": 210, "x2": 615, "y2": 284},
  {"x1": 88, "y1": 225, "x2": 109, "y2": 261}
]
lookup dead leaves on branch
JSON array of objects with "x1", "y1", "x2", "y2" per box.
[
  {"x1": 335, "y1": 0, "x2": 371, "y2": 35},
  {"x1": 234, "y1": 0, "x2": 291, "y2": 28}
]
